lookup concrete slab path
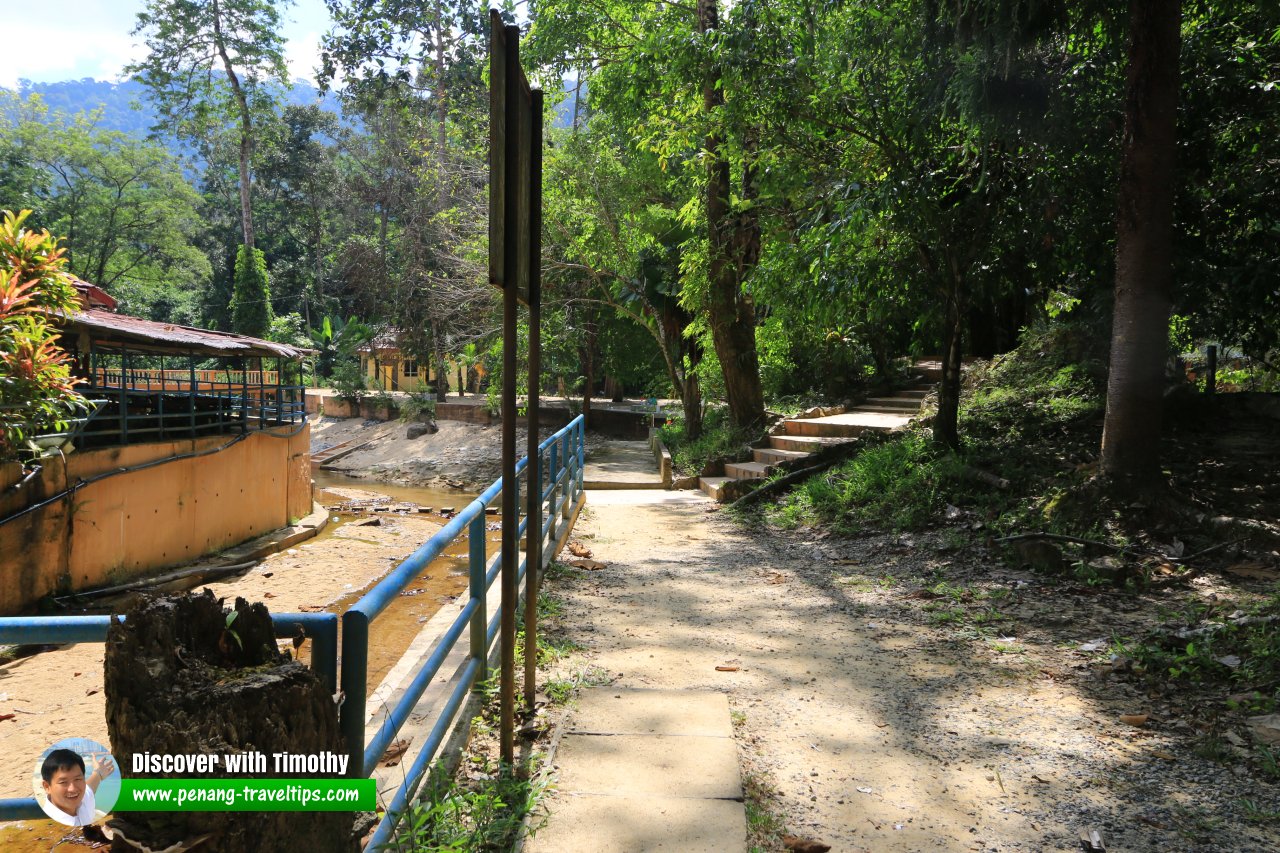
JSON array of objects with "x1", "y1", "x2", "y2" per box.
[
  {"x1": 523, "y1": 488, "x2": 747, "y2": 853},
  {"x1": 525, "y1": 688, "x2": 746, "y2": 853},
  {"x1": 582, "y1": 440, "x2": 665, "y2": 490}
]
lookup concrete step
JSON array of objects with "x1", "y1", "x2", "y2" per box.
[
  {"x1": 913, "y1": 360, "x2": 944, "y2": 382},
  {"x1": 753, "y1": 447, "x2": 811, "y2": 466},
  {"x1": 768, "y1": 435, "x2": 852, "y2": 453},
  {"x1": 896, "y1": 388, "x2": 930, "y2": 398},
  {"x1": 699, "y1": 476, "x2": 732, "y2": 501},
  {"x1": 724, "y1": 461, "x2": 771, "y2": 480},
  {"x1": 784, "y1": 411, "x2": 912, "y2": 438},
  {"x1": 865, "y1": 397, "x2": 922, "y2": 410},
  {"x1": 784, "y1": 419, "x2": 865, "y2": 438},
  {"x1": 852, "y1": 403, "x2": 922, "y2": 415}
]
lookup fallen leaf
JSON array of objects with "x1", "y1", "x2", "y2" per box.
[
  {"x1": 569, "y1": 559, "x2": 606, "y2": 571},
  {"x1": 1225, "y1": 562, "x2": 1279, "y2": 580},
  {"x1": 715, "y1": 665, "x2": 740, "y2": 672},
  {"x1": 765, "y1": 571, "x2": 787, "y2": 585},
  {"x1": 298, "y1": 605, "x2": 327, "y2": 613},
  {"x1": 1120, "y1": 713, "x2": 1149, "y2": 727},
  {"x1": 380, "y1": 738, "x2": 412, "y2": 767},
  {"x1": 262, "y1": 592, "x2": 276, "y2": 599},
  {"x1": 782, "y1": 836, "x2": 831, "y2": 853},
  {"x1": 0, "y1": 714, "x2": 14, "y2": 722},
  {"x1": 568, "y1": 542, "x2": 593, "y2": 558},
  {"x1": 86, "y1": 689, "x2": 98, "y2": 697}
]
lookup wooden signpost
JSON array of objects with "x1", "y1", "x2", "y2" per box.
[{"x1": 489, "y1": 9, "x2": 543, "y2": 766}]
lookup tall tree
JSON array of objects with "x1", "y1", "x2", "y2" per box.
[
  {"x1": 129, "y1": 0, "x2": 290, "y2": 255},
  {"x1": 1099, "y1": 0, "x2": 1182, "y2": 487}
]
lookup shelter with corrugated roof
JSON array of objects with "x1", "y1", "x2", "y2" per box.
[{"x1": 0, "y1": 283, "x2": 318, "y2": 615}]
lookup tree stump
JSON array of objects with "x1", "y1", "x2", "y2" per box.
[{"x1": 104, "y1": 591, "x2": 358, "y2": 853}]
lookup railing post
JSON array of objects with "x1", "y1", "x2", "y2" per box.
[
  {"x1": 340, "y1": 610, "x2": 369, "y2": 779},
  {"x1": 546, "y1": 441, "x2": 559, "y2": 545},
  {"x1": 469, "y1": 513, "x2": 488, "y2": 683}
]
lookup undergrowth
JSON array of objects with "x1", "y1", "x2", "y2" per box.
[
  {"x1": 659, "y1": 407, "x2": 764, "y2": 477},
  {"x1": 765, "y1": 326, "x2": 1107, "y2": 537}
]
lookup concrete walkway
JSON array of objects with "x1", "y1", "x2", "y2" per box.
[
  {"x1": 525, "y1": 489, "x2": 747, "y2": 853},
  {"x1": 524, "y1": 688, "x2": 745, "y2": 853},
  {"x1": 582, "y1": 440, "x2": 665, "y2": 489}
]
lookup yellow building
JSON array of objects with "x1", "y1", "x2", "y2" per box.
[{"x1": 358, "y1": 334, "x2": 461, "y2": 393}]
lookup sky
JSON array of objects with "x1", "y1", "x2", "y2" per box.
[{"x1": 0, "y1": 0, "x2": 334, "y2": 89}]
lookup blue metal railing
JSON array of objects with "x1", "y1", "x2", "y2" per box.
[
  {"x1": 345, "y1": 414, "x2": 585, "y2": 850},
  {"x1": 0, "y1": 612, "x2": 339, "y2": 821},
  {"x1": 0, "y1": 414, "x2": 586, "y2": 846}
]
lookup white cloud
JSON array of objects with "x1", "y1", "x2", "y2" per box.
[
  {"x1": 0, "y1": 22, "x2": 144, "y2": 89},
  {"x1": 285, "y1": 30, "x2": 323, "y2": 84}
]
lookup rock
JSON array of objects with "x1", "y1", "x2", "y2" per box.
[
  {"x1": 406, "y1": 420, "x2": 438, "y2": 439},
  {"x1": 1246, "y1": 714, "x2": 1280, "y2": 745}
]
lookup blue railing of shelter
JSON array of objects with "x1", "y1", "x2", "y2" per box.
[
  {"x1": 0, "y1": 611, "x2": 339, "y2": 821},
  {"x1": 347, "y1": 414, "x2": 585, "y2": 851}
]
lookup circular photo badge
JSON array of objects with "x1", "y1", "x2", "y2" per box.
[{"x1": 31, "y1": 738, "x2": 120, "y2": 827}]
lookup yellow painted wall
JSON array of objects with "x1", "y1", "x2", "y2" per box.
[
  {"x1": 359, "y1": 349, "x2": 460, "y2": 392},
  {"x1": 0, "y1": 425, "x2": 311, "y2": 614}
]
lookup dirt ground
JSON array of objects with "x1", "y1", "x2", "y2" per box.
[
  {"x1": 312, "y1": 416, "x2": 577, "y2": 490},
  {"x1": 535, "y1": 492, "x2": 1280, "y2": 853}
]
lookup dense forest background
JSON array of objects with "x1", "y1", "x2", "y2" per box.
[{"x1": 2, "y1": 0, "x2": 1277, "y2": 485}]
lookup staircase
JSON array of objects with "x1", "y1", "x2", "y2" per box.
[{"x1": 699, "y1": 362, "x2": 942, "y2": 501}]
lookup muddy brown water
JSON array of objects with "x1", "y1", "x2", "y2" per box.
[
  {"x1": 0, "y1": 474, "x2": 502, "y2": 852},
  {"x1": 313, "y1": 471, "x2": 501, "y2": 694}
]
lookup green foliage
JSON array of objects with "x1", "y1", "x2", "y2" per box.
[
  {"x1": 768, "y1": 326, "x2": 1106, "y2": 533},
  {"x1": 0, "y1": 210, "x2": 87, "y2": 459},
  {"x1": 770, "y1": 431, "x2": 967, "y2": 532},
  {"x1": 1122, "y1": 596, "x2": 1280, "y2": 716},
  {"x1": 398, "y1": 392, "x2": 437, "y2": 422},
  {"x1": 330, "y1": 359, "x2": 368, "y2": 404},
  {"x1": 393, "y1": 759, "x2": 549, "y2": 853},
  {"x1": 231, "y1": 245, "x2": 273, "y2": 338},
  {"x1": 659, "y1": 408, "x2": 760, "y2": 478}
]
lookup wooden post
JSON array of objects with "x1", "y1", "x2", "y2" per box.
[{"x1": 524, "y1": 88, "x2": 544, "y2": 710}]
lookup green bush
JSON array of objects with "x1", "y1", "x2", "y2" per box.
[
  {"x1": 330, "y1": 359, "x2": 368, "y2": 404},
  {"x1": 659, "y1": 408, "x2": 761, "y2": 477},
  {"x1": 399, "y1": 391, "x2": 437, "y2": 422}
]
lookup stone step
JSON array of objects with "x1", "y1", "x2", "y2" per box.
[
  {"x1": 753, "y1": 447, "x2": 811, "y2": 466},
  {"x1": 896, "y1": 388, "x2": 930, "y2": 398},
  {"x1": 784, "y1": 419, "x2": 864, "y2": 438},
  {"x1": 699, "y1": 476, "x2": 732, "y2": 501},
  {"x1": 768, "y1": 435, "x2": 851, "y2": 453},
  {"x1": 913, "y1": 360, "x2": 944, "y2": 382},
  {"x1": 724, "y1": 461, "x2": 771, "y2": 480}
]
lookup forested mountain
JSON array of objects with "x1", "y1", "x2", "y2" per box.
[{"x1": 1, "y1": 77, "x2": 345, "y2": 150}]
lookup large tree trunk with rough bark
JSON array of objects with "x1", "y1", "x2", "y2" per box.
[
  {"x1": 105, "y1": 591, "x2": 356, "y2": 853},
  {"x1": 1100, "y1": 0, "x2": 1181, "y2": 488},
  {"x1": 698, "y1": 0, "x2": 766, "y2": 431}
]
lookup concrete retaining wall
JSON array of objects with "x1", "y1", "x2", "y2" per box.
[{"x1": 0, "y1": 425, "x2": 311, "y2": 614}]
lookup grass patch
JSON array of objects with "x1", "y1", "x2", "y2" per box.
[
  {"x1": 391, "y1": 756, "x2": 550, "y2": 852},
  {"x1": 1120, "y1": 594, "x2": 1280, "y2": 714}
]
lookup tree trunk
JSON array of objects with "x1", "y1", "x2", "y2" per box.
[
  {"x1": 581, "y1": 312, "x2": 596, "y2": 429},
  {"x1": 697, "y1": 0, "x2": 765, "y2": 431},
  {"x1": 104, "y1": 591, "x2": 354, "y2": 853},
  {"x1": 212, "y1": 0, "x2": 255, "y2": 252},
  {"x1": 935, "y1": 281, "x2": 965, "y2": 449},
  {"x1": 1100, "y1": 0, "x2": 1181, "y2": 488}
]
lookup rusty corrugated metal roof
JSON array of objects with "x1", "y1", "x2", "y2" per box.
[{"x1": 64, "y1": 309, "x2": 312, "y2": 359}]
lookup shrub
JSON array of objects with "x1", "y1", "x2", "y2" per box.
[{"x1": 0, "y1": 210, "x2": 86, "y2": 459}]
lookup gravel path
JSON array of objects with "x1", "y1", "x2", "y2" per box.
[{"x1": 542, "y1": 491, "x2": 1280, "y2": 852}]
